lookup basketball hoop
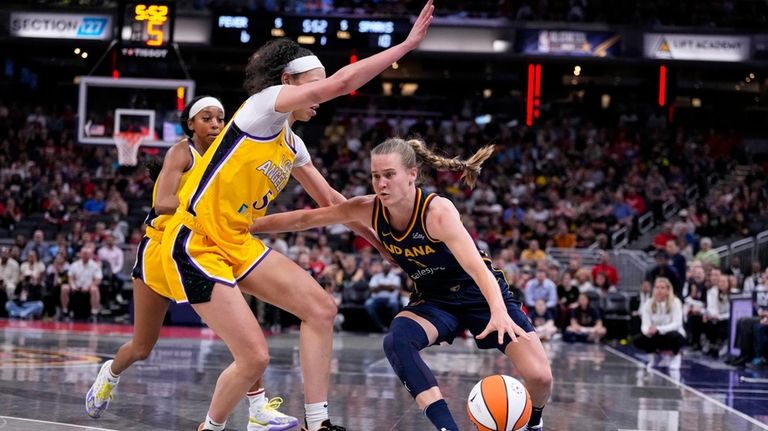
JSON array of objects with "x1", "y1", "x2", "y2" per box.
[{"x1": 114, "y1": 132, "x2": 146, "y2": 166}]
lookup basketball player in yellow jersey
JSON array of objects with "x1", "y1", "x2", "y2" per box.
[
  {"x1": 85, "y1": 96, "x2": 298, "y2": 431},
  {"x1": 159, "y1": 4, "x2": 433, "y2": 431},
  {"x1": 249, "y1": 138, "x2": 553, "y2": 431}
]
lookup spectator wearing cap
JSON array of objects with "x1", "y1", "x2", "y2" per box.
[
  {"x1": 673, "y1": 209, "x2": 696, "y2": 237},
  {"x1": 695, "y1": 238, "x2": 720, "y2": 269},
  {"x1": 21, "y1": 230, "x2": 51, "y2": 265},
  {"x1": 591, "y1": 251, "x2": 619, "y2": 286}
]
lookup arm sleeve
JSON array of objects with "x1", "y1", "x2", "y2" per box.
[{"x1": 233, "y1": 86, "x2": 290, "y2": 137}]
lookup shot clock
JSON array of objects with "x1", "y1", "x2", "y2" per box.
[{"x1": 122, "y1": 1, "x2": 175, "y2": 47}]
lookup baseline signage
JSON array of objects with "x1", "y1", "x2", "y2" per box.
[
  {"x1": 644, "y1": 33, "x2": 750, "y2": 62},
  {"x1": 10, "y1": 12, "x2": 113, "y2": 40},
  {"x1": 517, "y1": 30, "x2": 621, "y2": 57}
]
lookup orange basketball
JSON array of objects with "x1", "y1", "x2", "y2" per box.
[{"x1": 467, "y1": 375, "x2": 532, "y2": 431}]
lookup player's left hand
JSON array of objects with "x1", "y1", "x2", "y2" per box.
[{"x1": 476, "y1": 311, "x2": 531, "y2": 345}]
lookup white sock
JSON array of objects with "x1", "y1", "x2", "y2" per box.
[
  {"x1": 105, "y1": 366, "x2": 120, "y2": 383},
  {"x1": 305, "y1": 401, "x2": 329, "y2": 430},
  {"x1": 247, "y1": 388, "x2": 266, "y2": 409},
  {"x1": 203, "y1": 414, "x2": 226, "y2": 431}
]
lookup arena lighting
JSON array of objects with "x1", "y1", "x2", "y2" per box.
[
  {"x1": 74, "y1": 48, "x2": 81, "y2": 54},
  {"x1": 81, "y1": 52, "x2": 89, "y2": 59},
  {"x1": 349, "y1": 52, "x2": 358, "y2": 95},
  {"x1": 391, "y1": 62, "x2": 399, "y2": 70},
  {"x1": 658, "y1": 65, "x2": 667, "y2": 107},
  {"x1": 574, "y1": 65, "x2": 581, "y2": 76},
  {"x1": 526, "y1": 64, "x2": 534, "y2": 126},
  {"x1": 176, "y1": 86, "x2": 185, "y2": 111},
  {"x1": 534, "y1": 64, "x2": 541, "y2": 119}
]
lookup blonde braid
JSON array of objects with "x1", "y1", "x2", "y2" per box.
[{"x1": 406, "y1": 139, "x2": 495, "y2": 188}]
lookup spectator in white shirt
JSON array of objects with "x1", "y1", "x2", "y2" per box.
[
  {"x1": 19, "y1": 250, "x2": 46, "y2": 286},
  {"x1": 0, "y1": 246, "x2": 20, "y2": 296},
  {"x1": 633, "y1": 277, "x2": 685, "y2": 369},
  {"x1": 98, "y1": 235, "x2": 124, "y2": 276},
  {"x1": 62, "y1": 247, "x2": 102, "y2": 321},
  {"x1": 703, "y1": 274, "x2": 731, "y2": 358},
  {"x1": 364, "y1": 261, "x2": 402, "y2": 332}
]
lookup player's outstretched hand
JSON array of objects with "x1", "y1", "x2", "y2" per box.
[
  {"x1": 476, "y1": 310, "x2": 532, "y2": 345},
  {"x1": 404, "y1": 0, "x2": 434, "y2": 51}
]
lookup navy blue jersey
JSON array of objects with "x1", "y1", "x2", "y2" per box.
[{"x1": 372, "y1": 188, "x2": 506, "y2": 297}]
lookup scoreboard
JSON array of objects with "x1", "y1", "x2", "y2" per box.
[
  {"x1": 213, "y1": 13, "x2": 409, "y2": 51},
  {"x1": 122, "y1": 1, "x2": 174, "y2": 47}
]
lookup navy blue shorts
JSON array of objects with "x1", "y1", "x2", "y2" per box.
[{"x1": 403, "y1": 283, "x2": 534, "y2": 352}]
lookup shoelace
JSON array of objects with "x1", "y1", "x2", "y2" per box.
[
  {"x1": 95, "y1": 380, "x2": 115, "y2": 403},
  {"x1": 263, "y1": 397, "x2": 284, "y2": 411}
]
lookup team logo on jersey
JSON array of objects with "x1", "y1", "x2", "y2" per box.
[
  {"x1": 412, "y1": 232, "x2": 425, "y2": 240},
  {"x1": 384, "y1": 243, "x2": 436, "y2": 258},
  {"x1": 256, "y1": 155, "x2": 293, "y2": 193},
  {"x1": 238, "y1": 203, "x2": 248, "y2": 214}
]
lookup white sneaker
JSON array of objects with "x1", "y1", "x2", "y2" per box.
[
  {"x1": 646, "y1": 353, "x2": 656, "y2": 369},
  {"x1": 669, "y1": 353, "x2": 682, "y2": 370},
  {"x1": 248, "y1": 397, "x2": 300, "y2": 431},
  {"x1": 85, "y1": 360, "x2": 119, "y2": 418}
]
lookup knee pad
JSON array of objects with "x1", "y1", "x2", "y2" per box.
[{"x1": 382, "y1": 317, "x2": 437, "y2": 398}]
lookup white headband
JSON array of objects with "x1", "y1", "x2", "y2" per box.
[
  {"x1": 284, "y1": 55, "x2": 325, "y2": 75},
  {"x1": 189, "y1": 97, "x2": 224, "y2": 119}
]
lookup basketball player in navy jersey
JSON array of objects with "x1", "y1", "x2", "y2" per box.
[{"x1": 249, "y1": 138, "x2": 553, "y2": 431}]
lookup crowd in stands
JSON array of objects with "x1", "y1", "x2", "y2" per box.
[
  {"x1": 1, "y1": 89, "x2": 766, "y2": 369},
  {"x1": 10, "y1": 0, "x2": 768, "y2": 27}
]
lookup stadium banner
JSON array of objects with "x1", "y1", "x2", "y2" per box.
[
  {"x1": 644, "y1": 33, "x2": 750, "y2": 62},
  {"x1": 9, "y1": 12, "x2": 113, "y2": 40},
  {"x1": 516, "y1": 29, "x2": 621, "y2": 57}
]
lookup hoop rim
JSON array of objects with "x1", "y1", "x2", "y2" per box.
[{"x1": 114, "y1": 131, "x2": 149, "y2": 147}]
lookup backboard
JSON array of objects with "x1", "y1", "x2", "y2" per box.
[{"x1": 77, "y1": 76, "x2": 195, "y2": 147}]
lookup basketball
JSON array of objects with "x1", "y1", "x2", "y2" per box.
[{"x1": 467, "y1": 375, "x2": 532, "y2": 431}]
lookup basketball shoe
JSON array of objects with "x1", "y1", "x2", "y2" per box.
[
  {"x1": 301, "y1": 419, "x2": 346, "y2": 431},
  {"x1": 85, "y1": 360, "x2": 119, "y2": 418},
  {"x1": 248, "y1": 397, "x2": 300, "y2": 431},
  {"x1": 527, "y1": 419, "x2": 544, "y2": 430}
]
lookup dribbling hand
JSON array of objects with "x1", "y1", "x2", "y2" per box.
[
  {"x1": 476, "y1": 311, "x2": 532, "y2": 345},
  {"x1": 404, "y1": 0, "x2": 434, "y2": 51}
]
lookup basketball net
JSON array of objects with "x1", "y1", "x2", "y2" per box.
[{"x1": 114, "y1": 132, "x2": 145, "y2": 166}]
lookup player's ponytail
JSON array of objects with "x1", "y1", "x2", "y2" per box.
[
  {"x1": 144, "y1": 157, "x2": 163, "y2": 182},
  {"x1": 372, "y1": 138, "x2": 495, "y2": 188},
  {"x1": 244, "y1": 38, "x2": 315, "y2": 95}
]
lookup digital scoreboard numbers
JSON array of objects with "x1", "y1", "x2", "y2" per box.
[
  {"x1": 211, "y1": 14, "x2": 406, "y2": 50},
  {"x1": 123, "y1": 2, "x2": 174, "y2": 47},
  {"x1": 270, "y1": 16, "x2": 407, "y2": 50}
]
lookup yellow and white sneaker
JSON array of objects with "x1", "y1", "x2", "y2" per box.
[
  {"x1": 248, "y1": 397, "x2": 300, "y2": 431},
  {"x1": 85, "y1": 360, "x2": 119, "y2": 418}
]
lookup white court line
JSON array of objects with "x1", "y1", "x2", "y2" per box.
[
  {"x1": 605, "y1": 346, "x2": 768, "y2": 431},
  {"x1": 0, "y1": 415, "x2": 119, "y2": 430}
]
